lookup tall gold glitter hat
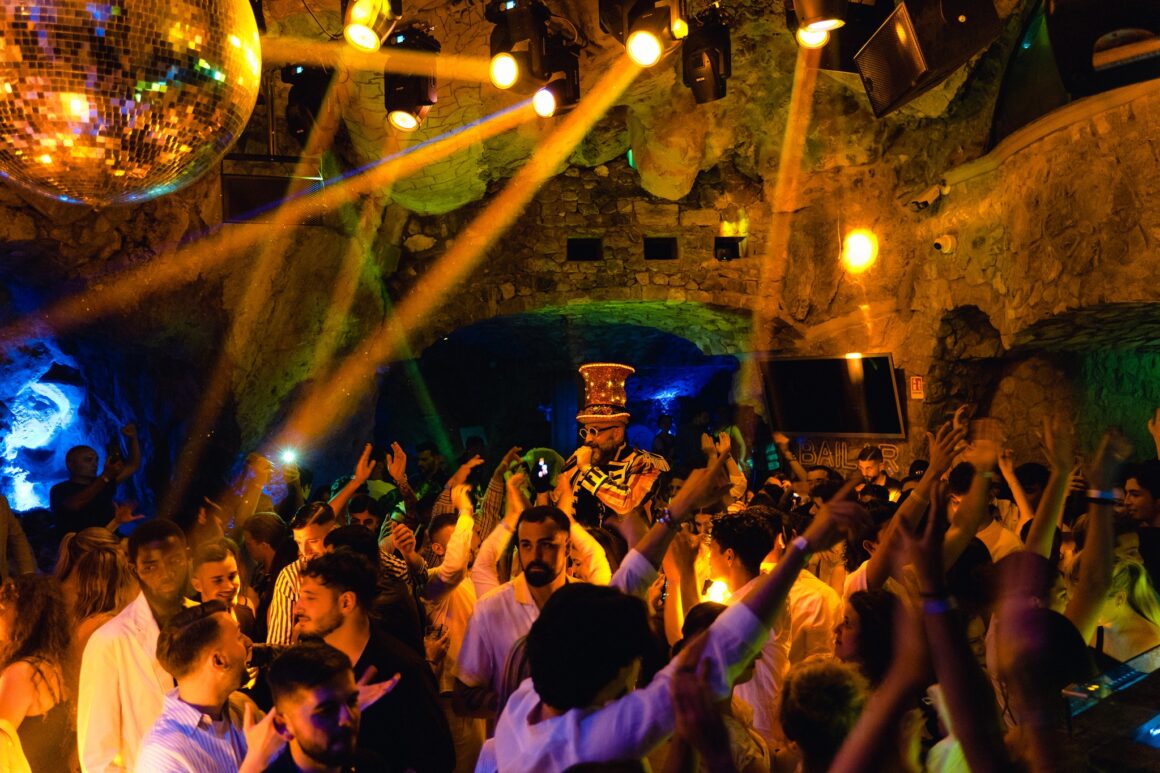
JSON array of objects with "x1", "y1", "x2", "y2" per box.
[{"x1": 577, "y1": 362, "x2": 635, "y2": 424}]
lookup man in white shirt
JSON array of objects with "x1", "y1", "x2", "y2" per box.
[
  {"x1": 78, "y1": 519, "x2": 190, "y2": 773},
  {"x1": 706, "y1": 510, "x2": 792, "y2": 748},
  {"x1": 137, "y1": 600, "x2": 256, "y2": 773},
  {"x1": 454, "y1": 504, "x2": 651, "y2": 718},
  {"x1": 479, "y1": 496, "x2": 869, "y2": 772}
]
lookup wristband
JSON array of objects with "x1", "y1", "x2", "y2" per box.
[
  {"x1": 656, "y1": 509, "x2": 680, "y2": 531},
  {"x1": 923, "y1": 597, "x2": 957, "y2": 615},
  {"x1": 1086, "y1": 489, "x2": 1117, "y2": 502},
  {"x1": 790, "y1": 535, "x2": 811, "y2": 556}
]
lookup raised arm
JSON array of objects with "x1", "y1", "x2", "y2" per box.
[
  {"x1": 1065, "y1": 428, "x2": 1132, "y2": 643},
  {"x1": 630, "y1": 437, "x2": 732, "y2": 572},
  {"x1": 328, "y1": 443, "x2": 375, "y2": 519},
  {"x1": 117, "y1": 423, "x2": 141, "y2": 481},
  {"x1": 773, "y1": 432, "x2": 809, "y2": 484},
  {"x1": 661, "y1": 530, "x2": 701, "y2": 646},
  {"x1": 385, "y1": 442, "x2": 420, "y2": 517},
  {"x1": 941, "y1": 430, "x2": 1000, "y2": 568},
  {"x1": 997, "y1": 447, "x2": 1035, "y2": 531},
  {"x1": 864, "y1": 420, "x2": 965, "y2": 592},
  {"x1": 901, "y1": 483, "x2": 1009, "y2": 773},
  {"x1": 228, "y1": 454, "x2": 274, "y2": 535},
  {"x1": 470, "y1": 471, "x2": 528, "y2": 598},
  {"x1": 1023, "y1": 416, "x2": 1073, "y2": 559}
]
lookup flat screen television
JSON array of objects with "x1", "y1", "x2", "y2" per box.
[{"x1": 757, "y1": 353, "x2": 906, "y2": 438}]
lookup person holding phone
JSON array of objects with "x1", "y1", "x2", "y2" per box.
[{"x1": 50, "y1": 423, "x2": 141, "y2": 537}]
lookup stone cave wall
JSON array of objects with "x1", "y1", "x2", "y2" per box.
[{"x1": 4, "y1": 0, "x2": 1160, "y2": 509}]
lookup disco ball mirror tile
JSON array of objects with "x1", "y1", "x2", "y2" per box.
[{"x1": 0, "y1": 0, "x2": 261, "y2": 206}]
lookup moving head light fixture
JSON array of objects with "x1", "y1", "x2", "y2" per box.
[
  {"x1": 599, "y1": 0, "x2": 689, "y2": 67},
  {"x1": 486, "y1": 0, "x2": 553, "y2": 90},
  {"x1": 533, "y1": 41, "x2": 581, "y2": 116},
  {"x1": 682, "y1": 5, "x2": 731, "y2": 103},
  {"x1": 383, "y1": 24, "x2": 441, "y2": 131},
  {"x1": 344, "y1": 0, "x2": 403, "y2": 52}
]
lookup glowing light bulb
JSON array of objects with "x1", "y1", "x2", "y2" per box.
[
  {"x1": 280, "y1": 449, "x2": 298, "y2": 465},
  {"x1": 845, "y1": 352, "x2": 863, "y2": 360},
  {"x1": 796, "y1": 27, "x2": 830, "y2": 49},
  {"x1": 671, "y1": 18, "x2": 689, "y2": 39},
  {"x1": 533, "y1": 87, "x2": 557, "y2": 117},
  {"x1": 344, "y1": 24, "x2": 381, "y2": 52},
  {"x1": 705, "y1": 580, "x2": 730, "y2": 604},
  {"x1": 388, "y1": 110, "x2": 420, "y2": 131},
  {"x1": 490, "y1": 52, "x2": 519, "y2": 89},
  {"x1": 842, "y1": 229, "x2": 879, "y2": 273},
  {"x1": 626, "y1": 30, "x2": 663, "y2": 66}
]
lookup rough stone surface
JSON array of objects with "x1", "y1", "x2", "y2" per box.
[{"x1": 3, "y1": 0, "x2": 1160, "y2": 487}]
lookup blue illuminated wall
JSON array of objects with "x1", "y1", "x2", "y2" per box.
[{"x1": 1, "y1": 340, "x2": 89, "y2": 510}]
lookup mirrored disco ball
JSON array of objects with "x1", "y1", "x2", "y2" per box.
[{"x1": 0, "y1": 0, "x2": 262, "y2": 206}]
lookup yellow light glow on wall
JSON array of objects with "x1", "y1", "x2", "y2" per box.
[{"x1": 842, "y1": 228, "x2": 879, "y2": 273}]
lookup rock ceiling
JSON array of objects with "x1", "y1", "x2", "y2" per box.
[{"x1": 260, "y1": 0, "x2": 1026, "y2": 214}]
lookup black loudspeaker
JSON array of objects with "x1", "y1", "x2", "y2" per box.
[
  {"x1": 1046, "y1": 0, "x2": 1160, "y2": 99},
  {"x1": 853, "y1": 0, "x2": 1001, "y2": 117}
]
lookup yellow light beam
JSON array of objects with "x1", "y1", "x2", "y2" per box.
[
  {"x1": 0, "y1": 102, "x2": 536, "y2": 348},
  {"x1": 262, "y1": 36, "x2": 493, "y2": 82},
  {"x1": 740, "y1": 46, "x2": 820, "y2": 400},
  {"x1": 160, "y1": 71, "x2": 352, "y2": 520},
  {"x1": 268, "y1": 57, "x2": 643, "y2": 451}
]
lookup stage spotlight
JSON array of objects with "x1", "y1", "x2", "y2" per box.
[
  {"x1": 795, "y1": 27, "x2": 829, "y2": 49},
  {"x1": 383, "y1": 25, "x2": 440, "y2": 132},
  {"x1": 794, "y1": 0, "x2": 848, "y2": 31},
  {"x1": 490, "y1": 52, "x2": 521, "y2": 89},
  {"x1": 600, "y1": 0, "x2": 688, "y2": 67},
  {"x1": 681, "y1": 6, "x2": 731, "y2": 104},
  {"x1": 344, "y1": 0, "x2": 402, "y2": 52},
  {"x1": 486, "y1": 0, "x2": 552, "y2": 90},
  {"x1": 533, "y1": 46, "x2": 580, "y2": 116},
  {"x1": 281, "y1": 65, "x2": 335, "y2": 147},
  {"x1": 786, "y1": 0, "x2": 892, "y2": 74}
]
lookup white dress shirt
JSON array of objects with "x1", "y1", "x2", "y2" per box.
[
  {"x1": 458, "y1": 548, "x2": 654, "y2": 697},
  {"x1": 136, "y1": 690, "x2": 252, "y2": 773},
  {"x1": 728, "y1": 575, "x2": 790, "y2": 749},
  {"x1": 976, "y1": 519, "x2": 1023, "y2": 563},
  {"x1": 423, "y1": 513, "x2": 479, "y2": 692},
  {"x1": 785, "y1": 569, "x2": 843, "y2": 664},
  {"x1": 78, "y1": 592, "x2": 176, "y2": 773},
  {"x1": 476, "y1": 600, "x2": 767, "y2": 772}
]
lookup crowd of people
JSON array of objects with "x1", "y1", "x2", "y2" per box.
[{"x1": 2, "y1": 360, "x2": 1160, "y2": 773}]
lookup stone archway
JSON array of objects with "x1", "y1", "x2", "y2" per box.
[{"x1": 410, "y1": 294, "x2": 795, "y2": 359}]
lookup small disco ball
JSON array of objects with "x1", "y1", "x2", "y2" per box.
[{"x1": 0, "y1": 0, "x2": 262, "y2": 206}]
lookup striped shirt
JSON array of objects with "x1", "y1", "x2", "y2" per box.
[
  {"x1": 135, "y1": 690, "x2": 251, "y2": 773},
  {"x1": 266, "y1": 556, "x2": 304, "y2": 646}
]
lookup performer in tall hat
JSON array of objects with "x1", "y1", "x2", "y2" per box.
[{"x1": 562, "y1": 362, "x2": 669, "y2": 528}]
